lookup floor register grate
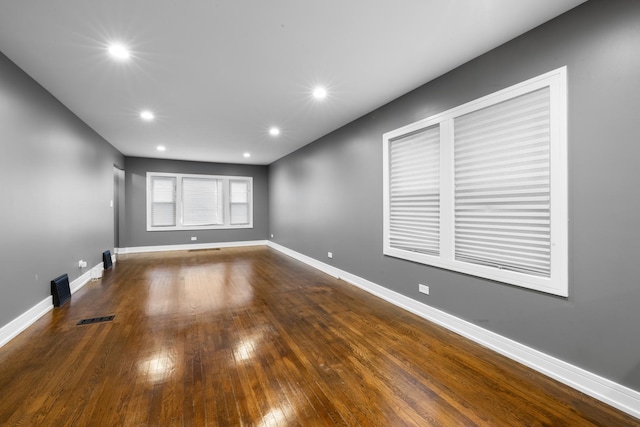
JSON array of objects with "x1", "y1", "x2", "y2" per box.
[{"x1": 77, "y1": 315, "x2": 115, "y2": 325}]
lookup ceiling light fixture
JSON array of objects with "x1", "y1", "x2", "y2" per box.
[
  {"x1": 108, "y1": 44, "x2": 130, "y2": 60},
  {"x1": 243, "y1": 152, "x2": 251, "y2": 158},
  {"x1": 269, "y1": 127, "x2": 280, "y2": 136},
  {"x1": 157, "y1": 145, "x2": 166, "y2": 152},
  {"x1": 140, "y1": 110, "x2": 155, "y2": 121},
  {"x1": 312, "y1": 86, "x2": 327, "y2": 100}
]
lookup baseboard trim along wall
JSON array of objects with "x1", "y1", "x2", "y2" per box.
[
  {"x1": 117, "y1": 240, "x2": 268, "y2": 254},
  {"x1": 0, "y1": 261, "x2": 104, "y2": 349},
  {"x1": 266, "y1": 241, "x2": 640, "y2": 420},
  {"x1": 4, "y1": 241, "x2": 639, "y2": 418}
]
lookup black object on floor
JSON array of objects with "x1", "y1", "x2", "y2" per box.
[
  {"x1": 103, "y1": 250, "x2": 113, "y2": 269},
  {"x1": 77, "y1": 315, "x2": 115, "y2": 325},
  {"x1": 51, "y1": 274, "x2": 71, "y2": 307}
]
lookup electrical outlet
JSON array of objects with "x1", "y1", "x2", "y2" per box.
[
  {"x1": 78, "y1": 260, "x2": 87, "y2": 268},
  {"x1": 270, "y1": 234, "x2": 274, "y2": 238},
  {"x1": 327, "y1": 252, "x2": 333, "y2": 259},
  {"x1": 191, "y1": 236, "x2": 197, "y2": 241},
  {"x1": 419, "y1": 284, "x2": 429, "y2": 295}
]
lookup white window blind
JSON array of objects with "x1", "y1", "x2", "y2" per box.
[
  {"x1": 182, "y1": 177, "x2": 223, "y2": 226},
  {"x1": 454, "y1": 87, "x2": 551, "y2": 277},
  {"x1": 151, "y1": 176, "x2": 176, "y2": 227},
  {"x1": 229, "y1": 180, "x2": 249, "y2": 225},
  {"x1": 147, "y1": 173, "x2": 253, "y2": 231},
  {"x1": 383, "y1": 67, "x2": 567, "y2": 296},
  {"x1": 388, "y1": 125, "x2": 440, "y2": 255}
]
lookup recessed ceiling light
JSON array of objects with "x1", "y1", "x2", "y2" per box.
[
  {"x1": 312, "y1": 87, "x2": 327, "y2": 100},
  {"x1": 269, "y1": 127, "x2": 280, "y2": 136},
  {"x1": 108, "y1": 44, "x2": 130, "y2": 60},
  {"x1": 157, "y1": 145, "x2": 166, "y2": 152},
  {"x1": 140, "y1": 110, "x2": 155, "y2": 121},
  {"x1": 243, "y1": 152, "x2": 251, "y2": 158}
]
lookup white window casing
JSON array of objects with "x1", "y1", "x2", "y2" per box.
[
  {"x1": 147, "y1": 172, "x2": 253, "y2": 231},
  {"x1": 383, "y1": 67, "x2": 568, "y2": 296},
  {"x1": 229, "y1": 180, "x2": 251, "y2": 225},
  {"x1": 150, "y1": 176, "x2": 177, "y2": 227}
]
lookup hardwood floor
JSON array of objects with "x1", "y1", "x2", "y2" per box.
[{"x1": 0, "y1": 246, "x2": 637, "y2": 426}]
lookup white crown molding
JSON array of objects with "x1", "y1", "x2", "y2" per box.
[{"x1": 267, "y1": 241, "x2": 640, "y2": 420}]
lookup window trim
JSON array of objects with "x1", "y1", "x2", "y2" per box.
[
  {"x1": 383, "y1": 67, "x2": 568, "y2": 296},
  {"x1": 146, "y1": 172, "x2": 253, "y2": 231}
]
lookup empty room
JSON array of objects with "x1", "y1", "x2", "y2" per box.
[{"x1": 1, "y1": 0, "x2": 639, "y2": 425}]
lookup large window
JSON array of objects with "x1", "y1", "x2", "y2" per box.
[
  {"x1": 383, "y1": 67, "x2": 568, "y2": 296},
  {"x1": 147, "y1": 172, "x2": 252, "y2": 231}
]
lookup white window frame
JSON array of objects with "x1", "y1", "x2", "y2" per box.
[
  {"x1": 146, "y1": 172, "x2": 253, "y2": 231},
  {"x1": 383, "y1": 67, "x2": 568, "y2": 297}
]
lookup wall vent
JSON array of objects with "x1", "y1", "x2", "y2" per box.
[
  {"x1": 51, "y1": 274, "x2": 71, "y2": 307},
  {"x1": 103, "y1": 250, "x2": 113, "y2": 270}
]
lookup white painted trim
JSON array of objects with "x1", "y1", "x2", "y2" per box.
[
  {"x1": 90, "y1": 261, "x2": 107, "y2": 280},
  {"x1": 382, "y1": 67, "x2": 569, "y2": 297},
  {"x1": 0, "y1": 261, "x2": 102, "y2": 349},
  {"x1": 267, "y1": 241, "x2": 640, "y2": 419},
  {"x1": 71, "y1": 263, "x2": 96, "y2": 294},
  {"x1": 146, "y1": 172, "x2": 254, "y2": 232},
  {"x1": 0, "y1": 297, "x2": 52, "y2": 349},
  {"x1": 120, "y1": 240, "x2": 268, "y2": 255}
]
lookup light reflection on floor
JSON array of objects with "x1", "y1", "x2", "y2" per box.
[
  {"x1": 138, "y1": 350, "x2": 175, "y2": 384},
  {"x1": 258, "y1": 405, "x2": 292, "y2": 427},
  {"x1": 144, "y1": 261, "x2": 256, "y2": 316}
]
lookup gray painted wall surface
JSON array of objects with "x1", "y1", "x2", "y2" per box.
[
  {"x1": 0, "y1": 52, "x2": 124, "y2": 328},
  {"x1": 122, "y1": 157, "x2": 268, "y2": 248},
  {"x1": 269, "y1": 0, "x2": 640, "y2": 391}
]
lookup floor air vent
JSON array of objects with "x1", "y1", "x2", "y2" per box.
[
  {"x1": 77, "y1": 315, "x2": 115, "y2": 325},
  {"x1": 51, "y1": 274, "x2": 71, "y2": 307}
]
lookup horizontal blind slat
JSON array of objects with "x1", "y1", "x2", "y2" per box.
[
  {"x1": 454, "y1": 87, "x2": 551, "y2": 278},
  {"x1": 230, "y1": 180, "x2": 250, "y2": 225},
  {"x1": 183, "y1": 177, "x2": 223, "y2": 226},
  {"x1": 388, "y1": 125, "x2": 440, "y2": 255},
  {"x1": 151, "y1": 176, "x2": 177, "y2": 227}
]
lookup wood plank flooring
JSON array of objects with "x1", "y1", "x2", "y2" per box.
[{"x1": 0, "y1": 246, "x2": 637, "y2": 426}]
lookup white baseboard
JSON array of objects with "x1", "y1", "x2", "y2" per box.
[
  {"x1": 0, "y1": 242, "x2": 249, "y2": 349},
  {"x1": 0, "y1": 297, "x2": 52, "y2": 349},
  {"x1": 0, "y1": 261, "x2": 101, "y2": 349},
  {"x1": 267, "y1": 241, "x2": 640, "y2": 420},
  {"x1": 71, "y1": 262, "x2": 98, "y2": 294},
  {"x1": 119, "y1": 240, "x2": 268, "y2": 254}
]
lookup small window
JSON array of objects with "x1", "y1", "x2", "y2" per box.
[
  {"x1": 388, "y1": 125, "x2": 440, "y2": 256},
  {"x1": 147, "y1": 172, "x2": 253, "y2": 231},
  {"x1": 383, "y1": 67, "x2": 568, "y2": 296},
  {"x1": 229, "y1": 180, "x2": 250, "y2": 225},
  {"x1": 150, "y1": 176, "x2": 177, "y2": 227},
  {"x1": 182, "y1": 177, "x2": 223, "y2": 226}
]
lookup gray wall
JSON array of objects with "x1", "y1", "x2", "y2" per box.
[
  {"x1": 122, "y1": 157, "x2": 268, "y2": 248},
  {"x1": 0, "y1": 52, "x2": 124, "y2": 328},
  {"x1": 269, "y1": 0, "x2": 640, "y2": 391}
]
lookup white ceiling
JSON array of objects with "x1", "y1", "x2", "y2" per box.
[{"x1": 0, "y1": 0, "x2": 585, "y2": 165}]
